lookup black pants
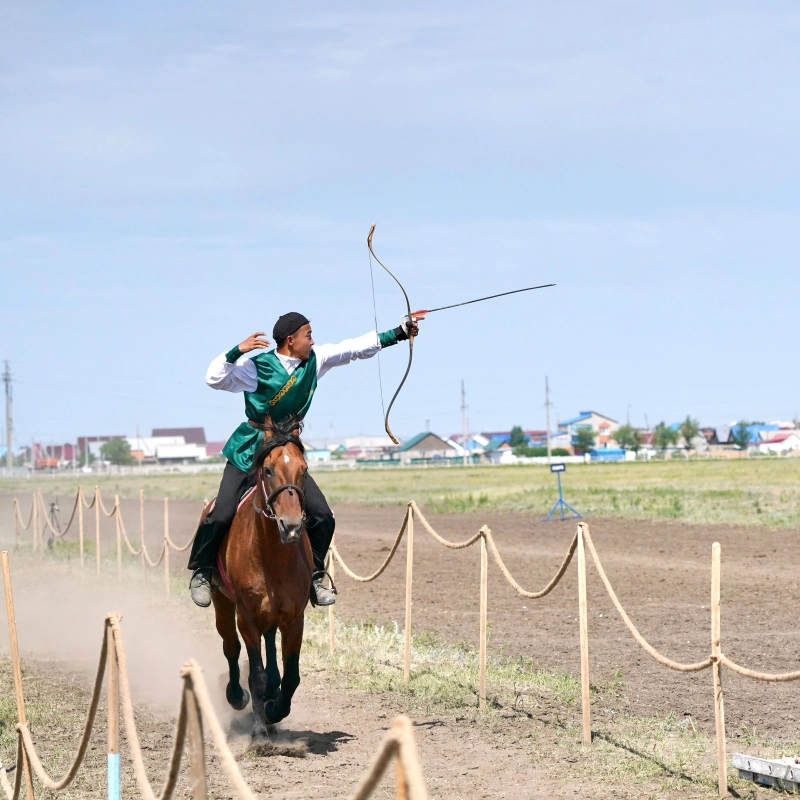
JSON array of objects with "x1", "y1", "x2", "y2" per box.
[{"x1": 187, "y1": 462, "x2": 336, "y2": 574}]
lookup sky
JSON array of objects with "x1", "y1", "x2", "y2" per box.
[{"x1": 2, "y1": 1, "x2": 800, "y2": 448}]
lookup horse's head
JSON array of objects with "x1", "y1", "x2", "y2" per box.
[{"x1": 251, "y1": 415, "x2": 308, "y2": 545}]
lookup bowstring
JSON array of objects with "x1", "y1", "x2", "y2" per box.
[{"x1": 368, "y1": 248, "x2": 387, "y2": 420}]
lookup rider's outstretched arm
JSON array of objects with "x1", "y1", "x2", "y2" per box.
[{"x1": 314, "y1": 322, "x2": 416, "y2": 379}]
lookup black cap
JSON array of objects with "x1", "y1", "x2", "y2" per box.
[{"x1": 273, "y1": 312, "x2": 310, "y2": 343}]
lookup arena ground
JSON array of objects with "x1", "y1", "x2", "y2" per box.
[{"x1": 0, "y1": 492, "x2": 796, "y2": 798}]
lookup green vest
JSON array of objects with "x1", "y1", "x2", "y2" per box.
[{"x1": 222, "y1": 350, "x2": 318, "y2": 472}]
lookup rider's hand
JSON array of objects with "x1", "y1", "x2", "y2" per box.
[
  {"x1": 238, "y1": 332, "x2": 270, "y2": 353},
  {"x1": 401, "y1": 317, "x2": 421, "y2": 338}
]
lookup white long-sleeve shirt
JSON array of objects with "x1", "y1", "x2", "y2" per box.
[{"x1": 205, "y1": 331, "x2": 384, "y2": 393}]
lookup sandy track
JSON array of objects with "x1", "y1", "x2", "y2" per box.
[
  {"x1": 1, "y1": 493, "x2": 798, "y2": 798},
  {"x1": 0, "y1": 552, "x2": 600, "y2": 800},
  {"x1": 4, "y1": 492, "x2": 799, "y2": 738}
]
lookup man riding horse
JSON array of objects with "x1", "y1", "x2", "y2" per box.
[{"x1": 188, "y1": 311, "x2": 421, "y2": 607}]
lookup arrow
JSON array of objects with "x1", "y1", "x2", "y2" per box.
[{"x1": 410, "y1": 283, "x2": 556, "y2": 319}]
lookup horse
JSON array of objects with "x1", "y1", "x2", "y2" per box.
[{"x1": 208, "y1": 415, "x2": 314, "y2": 740}]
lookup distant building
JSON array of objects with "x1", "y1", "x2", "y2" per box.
[
  {"x1": 479, "y1": 430, "x2": 548, "y2": 445},
  {"x1": 549, "y1": 431, "x2": 572, "y2": 451},
  {"x1": 483, "y1": 439, "x2": 514, "y2": 464},
  {"x1": 151, "y1": 427, "x2": 207, "y2": 445},
  {"x1": 126, "y1": 435, "x2": 207, "y2": 463},
  {"x1": 396, "y1": 432, "x2": 458, "y2": 463},
  {"x1": 343, "y1": 436, "x2": 395, "y2": 460},
  {"x1": 524, "y1": 430, "x2": 549, "y2": 446},
  {"x1": 31, "y1": 443, "x2": 78, "y2": 462},
  {"x1": 701, "y1": 426, "x2": 731, "y2": 446},
  {"x1": 448, "y1": 434, "x2": 489, "y2": 457},
  {"x1": 156, "y1": 443, "x2": 207, "y2": 462},
  {"x1": 758, "y1": 432, "x2": 800, "y2": 454},
  {"x1": 704, "y1": 423, "x2": 779, "y2": 448},
  {"x1": 559, "y1": 411, "x2": 619, "y2": 449}
]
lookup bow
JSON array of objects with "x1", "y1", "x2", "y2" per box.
[{"x1": 367, "y1": 223, "x2": 413, "y2": 445}]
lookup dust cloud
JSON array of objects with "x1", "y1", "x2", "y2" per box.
[{"x1": 0, "y1": 555, "x2": 237, "y2": 723}]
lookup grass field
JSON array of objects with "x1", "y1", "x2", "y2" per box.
[{"x1": 3, "y1": 456, "x2": 800, "y2": 529}]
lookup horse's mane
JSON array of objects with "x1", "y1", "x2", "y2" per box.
[{"x1": 251, "y1": 416, "x2": 305, "y2": 474}]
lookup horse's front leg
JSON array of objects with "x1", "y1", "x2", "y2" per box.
[
  {"x1": 264, "y1": 628, "x2": 281, "y2": 703},
  {"x1": 212, "y1": 592, "x2": 249, "y2": 710},
  {"x1": 265, "y1": 614, "x2": 304, "y2": 725},
  {"x1": 237, "y1": 613, "x2": 270, "y2": 741}
]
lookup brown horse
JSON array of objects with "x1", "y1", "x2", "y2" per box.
[{"x1": 209, "y1": 416, "x2": 313, "y2": 740}]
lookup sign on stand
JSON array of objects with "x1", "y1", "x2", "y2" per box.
[{"x1": 543, "y1": 462, "x2": 582, "y2": 522}]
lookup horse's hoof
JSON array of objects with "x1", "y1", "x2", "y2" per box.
[
  {"x1": 264, "y1": 699, "x2": 285, "y2": 725},
  {"x1": 227, "y1": 687, "x2": 250, "y2": 710}
]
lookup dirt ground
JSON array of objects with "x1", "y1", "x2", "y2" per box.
[
  {"x1": 1, "y1": 492, "x2": 798, "y2": 798},
  {"x1": 325, "y1": 505, "x2": 800, "y2": 743}
]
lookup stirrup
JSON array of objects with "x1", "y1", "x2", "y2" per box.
[
  {"x1": 310, "y1": 570, "x2": 338, "y2": 607},
  {"x1": 312, "y1": 570, "x2": 338, "y2": 595}
]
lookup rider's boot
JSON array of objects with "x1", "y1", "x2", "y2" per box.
[
  {"x1": 310, "y1": 570, "x2": 337, "y2": 607},
  {"x1": 189, "y1": 567, "x2": 219, "y2": 608}
]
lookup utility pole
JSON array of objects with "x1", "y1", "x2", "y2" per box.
[
  {"x1": 3, "y1": 361, "x2": 12, "y2": 474},
  {"x1": 461, "y1": 380, "x2": 469, "y2": 466},
  {"x1": 545, "y1": 376, "x2": 552, "y2": 465}
]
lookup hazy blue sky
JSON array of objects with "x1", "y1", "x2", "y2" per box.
[{"x1": 2, "y1": 1, "x2": 799, "y2": 447}]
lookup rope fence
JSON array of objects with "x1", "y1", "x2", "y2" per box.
[
  {"x1": 12, "y1": 488, "x2": 199, "y2": 595},
  {"x1": 10, "y1": 489, "x2": 800, "y2": 797},
  {"x1": 0, "y1": 551, "x2": 428, "y2": 800},
  {"x1": 327, "y1": 502, "x2": 800, "y2": 798}
]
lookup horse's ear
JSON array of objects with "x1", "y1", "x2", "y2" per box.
[
  {"x1": 263, "y1": 412, "x2": 273, "y2": 428},
  {"x1": 288, "y1": 415, "x2": 302, "y2": 439}
]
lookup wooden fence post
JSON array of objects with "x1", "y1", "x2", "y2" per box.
[
  {"x1": 185, "y1": 683, "x2": 208, "y2": 800},
  {"x1": 328, "y1": 543, "x2": 336, "y2": 655},
  {"x1": 479, "y1": 531, "x2": 488, "y2": 710},
  {"x1": 107, "y1": 622, "x2": 120, "y2": 800},
  {"x1": 140, "y1": 490, "x2": 146, "y2": 580},
  {"x1": 115, "y1": 495, "x2": 122, "y2": 579},
  {"x1": 28, "y1": 497, "x2": 34, "y2": 554},
  {"x1": 95, "y1": 486, "x2": 101, "y2": 575},
  {"x1": 711, "y1": 542, "x2": 728, "y2": 797},
  {"x1": 1, "y1": 552, "x2": 35, "y2": 800},
  {"x1": 403, "y1": 505, "x2": 414, "y2": 684},
  {"x1": 164, "y1": 498, "x2": 170, "y2": 597},
  {"x1": 578, "y1": 523, "x2": 592, "y2": 745},
  {"x1": 32, "y1": 494, "x2": 39, "y2": 554},
  {"x1": 395, "y1": 753, "x2": 409, "y2": 800},
  {"x1": 78, "y1": 486, "x2": 85, "y2": 569},
  {"x1": 38, "y1": 492, "x2": 45, "y2": 555}
]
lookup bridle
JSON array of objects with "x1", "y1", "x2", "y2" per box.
[
  {"x1": 248, "y1": 419, "x2": 307, "y2": 522},
  {"x1": 253, "y1": 466, "x2": 306, "y2": 521}
]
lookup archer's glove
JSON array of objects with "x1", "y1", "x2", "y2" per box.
[{"x1": 395, "y1": 315, "x2": 419, "y2": 341}]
